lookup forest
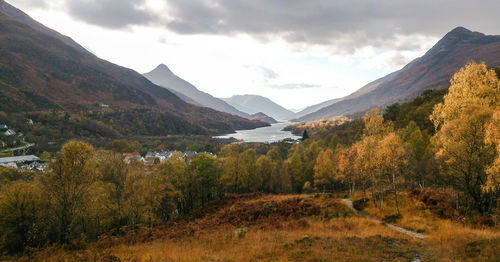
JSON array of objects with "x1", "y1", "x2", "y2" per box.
[{"x1": 0, "y1": 62, "x2": 498, "y2": 258}]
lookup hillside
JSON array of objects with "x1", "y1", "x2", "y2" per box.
[
  {"x1": 248, "y1": 112, "x2": 278, "y2": 124},
  {"x1": 30, "y1": 193, "x2": 500, "y2": 261},
  {"x1": 143, "y1": 64, "x2": 249, "y2": 118},
  {"x1": 0, "y1": 1, "x2": 267, "y2": 145},
  {"x1": 295, "y1": 27, "x2": 500, "y2": 121},
  {"x1": 222, "y1": 95, "x2": 294, "y2": 120}
]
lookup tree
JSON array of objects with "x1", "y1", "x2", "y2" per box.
[
  {"x1": 358, "y1": 109, "x2": 393, "y2": 209},
  {"x1": 433, "y1": 107, "x2": 496, "y2": 213},
  {"x1": 302, "y1": 130, "x2": 310, "y2": 141},
  {"x1": 96, "y1": 151, "x2": 128, "y2": 226},
  {"x1": 313, "y1": 149, "x2": 335, "y2": 192},
  {"x1": 401, "y1": 121, "x2": 429, "y2": 187},
  {"x1": 430, "y1": 62, "x2": 499, "y2": 214},
  {"x1": 375, "y1": 133, "x2": 409, "y2": 215},
  {"x1": 40, "y1": 141, "x2": 96, "y2": 243},
  {"x1": 256, "y1": 155, "x2": 274, "y2": 192},
  {"x1": 485, "y1": 110, "x2": 500, "y2": 191},
  {"x1": 0, "y1": 182, "x2": 44, "y2": 253},
  {"x1": 189, "y1": 153, "x2": 220, "y2": 206},
  {"x1": 336, "y1": 145, "x2": 358, "y2": 194},
  {"x1": 238, "y1": 149, "x2": 260, "y2": 192}
]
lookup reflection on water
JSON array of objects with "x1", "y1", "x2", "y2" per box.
[{"x1": 215, "y1": 122, "x2": 301, "y2": 143}]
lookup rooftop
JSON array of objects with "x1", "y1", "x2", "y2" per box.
[{"x1": 0, "y1": 155, "x2": 40, "y2": 163}]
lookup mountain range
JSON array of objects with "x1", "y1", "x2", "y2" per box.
[
  {"x1": 294, "y1": 27, "x2": 500, "y2": 121},
  {"x1": 222, "y1": 95, "x2": 294, "y2": 120},
  {"x1": 0, "y1": 0, "x2": 267, "y2": 138},
  {"x1": 143, "y1": 64, "x2": 250, "y2": 118}
]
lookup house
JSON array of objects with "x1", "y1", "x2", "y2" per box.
[
  {"x1": 0, "y1": 155, "x2": 41, "y2": 169},
  {"x1": 4, "y1": 129, "x2": 16, "y2": 136},
  {"x1": 100, "y1": 103, "x2": 110, "y2": 108},
  {"x1": 145, "y1": 152, "x2": 162, "y2": 163},
  {"x1": 123, "y1": 152, "x2": 144, "y2": 164},
  {"x1": 0, "y1": 124, "x2": 7, "y2": 131},
  {"x1": 182, "y1": 151, "x2": 198, "y2": 159},
  {"x1": 27, "y1": 119, "x2": 34, "y2": 125},
  {"x1": 158, "y1": 150, "x2": 175, "y2": 159}
]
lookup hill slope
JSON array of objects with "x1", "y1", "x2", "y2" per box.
[
  {"x1": 0, "y1": 1, "x2": 267, "y2": 139},
  {"x1": 144, "y1": 64, "x2": 249, "y2": 118},
  {"x1": 222, "y1": 95, "x2": 294, "y2": 120},
  {"x1": 248, "y1": 112, "x2": 278, "y2": 124},
  {"x1": 296, "y1": 27, "x2": 500, "y2": 121}
]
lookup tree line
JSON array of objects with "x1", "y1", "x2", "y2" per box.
[{"x1": 0, "y1": 62, "x2": 498, "y2": 254}]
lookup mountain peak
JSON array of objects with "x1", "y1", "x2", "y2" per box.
[
  {"x1": 443, "y1": 26, "x2": 484, "y2": 40},
  {"x1": 449, "y1": 26, "x2": 472, "y2": 34},
  {"x1": 155, "y1": 64, "x2": 172, "y2": 72}
]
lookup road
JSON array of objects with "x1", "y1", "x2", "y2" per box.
[
  {"x1": 1, "y1": 142, "x2": 35, "y2": 153},
  {"x1": 342, "y1": 199, "x2": 426, "y2": 240}
]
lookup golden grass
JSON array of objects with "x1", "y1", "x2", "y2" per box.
[
  {"x1": 109, "y1": 218, "x2": 422, "y2": 262},
  {"x1": 27, "y1": 193, "x2": 500, "y2": 261}
]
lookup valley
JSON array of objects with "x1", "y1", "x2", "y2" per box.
[{"x1": 0, "y1": 1, "x2": 499, "y2": 261}]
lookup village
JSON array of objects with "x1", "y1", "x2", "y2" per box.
[{"x1": 1, "y1": 123, "x2": 215, "y2": 172}]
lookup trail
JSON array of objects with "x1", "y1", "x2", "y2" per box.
[{"x1": 342, "y1": 199, "x2": 426, "y2": 240}]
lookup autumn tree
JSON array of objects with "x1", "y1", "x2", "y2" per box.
[
  {"x1": 374, "y1": 133, "x2": 409, "y2": 215},
  {"x1": 0, "y1": 182, "x2": 44, "y2": 253},
  {"x1": 189, "y1": 153, "x2": 220, "y2": 206},
  {"x1": 256, "y1": 155, "x2": 274, "y2": 192},
  {"x1": 96, "y1": 151, "x2": 129, "y2": 226},
  {"x1": 313, "y1": 149, "x2": 336, "y2": 192},
  {"x1": 430, "y1": 62, "x2": 499, "y2": 214},
  {"x1": 401, "y1": 121, "x2": 429, "y2": 187},
  {"x1": 40, "y1": 141, "x2": 96, "y2": 243},
  {"x1": 336, "y1": 145, "x2": 359, "y2": 194},
  {"x1": 358, "y1": 108, "x2": 393, "y2": 209}
]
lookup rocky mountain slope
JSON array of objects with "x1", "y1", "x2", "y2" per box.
[
  {"x1": 0, "y1": 0, "x2": 267, "y2": 137},
  {"x1": 144, "y1": 64, "x2": 249, "y2": 118},
  {"x1": 295, "y1": 27, "x2": 500, "y2": 121}
]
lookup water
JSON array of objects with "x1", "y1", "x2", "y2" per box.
[{"x1": 215, "y1": 122, "x2": 301, "y2": 143}]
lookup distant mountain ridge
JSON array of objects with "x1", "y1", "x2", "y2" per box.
[
  {"x1": 249, "y1": 112, "x2": 278, "y2": 124},
  {"x1": 143, "y1": 64, "x2": 250, "y2": 118},
  {"x1": 295, "y1": 27, "x2": 500, "y2": 121},
  {"x1": 222, "y1": 95, "x2": 294, "y2": 120},
  {"x1": 0, "y1": 1, "x2": 267, "y2": 137}
]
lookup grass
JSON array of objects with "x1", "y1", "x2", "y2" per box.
[
  {"x1": 19, "y1": 193, "x2": 500, "y2": 261},
  {"x1": 352, "y1": 191, "x2": 500, "y2": 261}
]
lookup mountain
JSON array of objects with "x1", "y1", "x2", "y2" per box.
[
  {"x1": 291, "y1": 98, "x2": 342, "y2": 120},
  {"x1": 295, "y1": 27, "x2": 500, "y2": 121},
  {"x1": 143, "y1": 64, "x2": 249, "y2": 118},
  {"x1": 0, "y1": 1, "x2": 267, "y2": 140},
  {"x1": 222, "y1": 95, "x2": 294, "y2": 120},
  {"x1": 249, "y1": 112, "x2": 278, "y2": 124}
]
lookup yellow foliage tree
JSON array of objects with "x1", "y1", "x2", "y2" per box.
[
  {"x1": 430, "y1": 62, "x2": 499, "y2": 213},
  {"x1": 313, "y1": 149, "x2": 335, "y2": 192}
]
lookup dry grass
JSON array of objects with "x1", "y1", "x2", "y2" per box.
[
  {"x1": 24, "y1": 193, "x2": 500, "y2": 261},
  {"x1": 107, "y1": 218, "x2": 426, "y2": 262},
  {"x1": 354, "y1": 192, "x2": 500, "y2": 261}
]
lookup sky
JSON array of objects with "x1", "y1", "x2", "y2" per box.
[{"x1": 7, "y1": 0, "x2": 500, "y2": 110}]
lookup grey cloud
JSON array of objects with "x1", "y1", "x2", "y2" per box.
[
  {"x1": 23, "y1": 0, "x2": 500, "y2": 53},
  {"x1": 163, "y1": 0, "x2": 500, "y2": 52},
  {"x1": 7, "y1": 0, "x2": 48, "y2": 9},
  {"x1": 267, "y1": 83, "x2": 320, "y2": 90},
  {"x1": 65, "y1": 0, "x2": 155, "y2": 29}
]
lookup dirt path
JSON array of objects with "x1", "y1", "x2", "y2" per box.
[{"x1": 342, "y1": 199, "x2": 426, "y2": 240}]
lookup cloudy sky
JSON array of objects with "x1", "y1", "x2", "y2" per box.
[{"x1": 7, "y1": 0, "x2": 500, "y2": 109}]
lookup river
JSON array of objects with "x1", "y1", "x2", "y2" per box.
[{"x1": 215, "y1": 122, "x2": 301, "y2": 143}]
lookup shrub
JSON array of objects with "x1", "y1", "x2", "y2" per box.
[
  {"x1": 234, "y1": 226, "x2": 247, "y2": 239},
  {"x1": 353, "y1": 198, "x2": 369, "y2": 211}
]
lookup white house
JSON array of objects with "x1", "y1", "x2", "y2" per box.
[{"x1": 3, "y1": 129, "x2": 16, "y2": 136}]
